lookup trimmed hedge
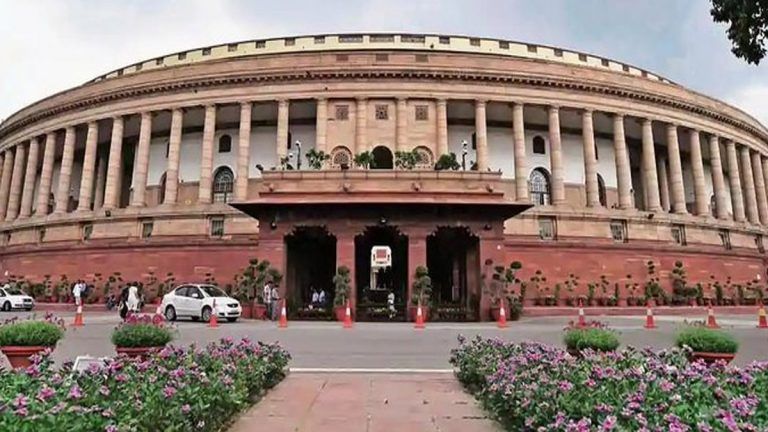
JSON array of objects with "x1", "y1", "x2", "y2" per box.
[
  {"x1": 563, "y1": 328, "x2": 620, "y2": 352},
  {"x1": 676, "y1": 326, "x2": 739, "y2": 353},
  {"x1": 0, "y1": 316, "x2": 64, "y2": 347}
]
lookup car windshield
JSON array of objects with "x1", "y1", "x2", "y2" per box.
[
  {"x1": 5, "y1": 287, "x2": 23, "y2": 295},
  {"x1": 199, "y1": 285, "x2": 227, "y2": 297}
]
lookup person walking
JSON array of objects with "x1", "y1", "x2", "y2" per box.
[
  {"x1": 72, "y1": 280, "x2": 83, "y2": 307},
  {"x1": 263, "y1": 281, "x2": 272, "y2": 320},
  {"x1": 270, "y1": 284, "x2": 281, "y2": 321}
]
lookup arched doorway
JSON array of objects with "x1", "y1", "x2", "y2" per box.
[
  {"x1": 355, "y1": 225, "x2": 408, "y2": 320},
  {"x1": 371, "y1": 146, "x2": 394, "y2": 169},
  {"x1": 285, "y1": 226, "x2": 337, "y2": 318},
  {"x1": 427, "y1": 226, "x2": 480, "y2": 321}
]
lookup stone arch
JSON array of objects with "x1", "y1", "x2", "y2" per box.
[
  {"x1": 529, "y1": 167, "x2": 551, "y2": 206},
  {"x1": 212, "y1": 166, "x2": 234, "y2": 203},
  {"x1": 372, "y1": 145, "x2": 393, "y2": 169},
  {"x1": 330, "y1": 145, "x2": 353, "y2": 169},
  {"x1": 413, "y1": 146, "x2": 434, "y2": 169}
]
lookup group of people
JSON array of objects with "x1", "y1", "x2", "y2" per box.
[
  {"x1": 309, "y1": 286, "x2": 327, "y2": 309},
  {"x1": 100, "y1": 283, "x2": 143, "y2": 319},
  {"x1": 262, "y1": 281, "x2": 281, "y2": 320}
]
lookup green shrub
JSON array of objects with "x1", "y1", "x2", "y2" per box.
[
  {"x1": 675, "y1": 326, "x2": 738, "y2": 353},
  {"x1": 563, "y1": 328, "x2": 619, "y2": 352},
  {"x1": 111, "y1": 323, "x2": 174, "y2": 348},
  {"x1": 0, "y1": 320, "x2": 64, "y2": 346}
]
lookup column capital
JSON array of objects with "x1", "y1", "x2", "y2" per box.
[
  {"x1": 666, "y1": 122, "x2": 679, "y2": 130},
  {"x1": 238, "y1": 100, "x2": 252, "y2": 107},
  {"x1": 548, "y1": 105, "x2": 560, "y2": 113},
  {"x1": 396, "y1": 96, "x2": 407, "y2": 102},
  {"x1": 612, "y1": 112, "x2": 626, "y2": 119},
  {"x1": 355, "y1": 96, "x2": 367, "y2": 103},
  {"x1": 315, "y1": 96, "x2": 327, "y2": 103},
  {"x1": 582, "y1": 107, "x2": 594, "y2": 115},
  {"x1": 436, "y1": 98, "x2": 448, "y2": 106},
  {"x1": 475, "y1": 99, "x2": 487, "y2": 107}
]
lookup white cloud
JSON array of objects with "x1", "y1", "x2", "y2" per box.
[{"x1": 726, "y1": 84, "x2": 768, "y2": 128}]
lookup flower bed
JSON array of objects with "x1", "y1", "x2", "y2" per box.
[
  {"x1": 0, "y1": 338, "x2": 290, "y2": 431},
  {"x1": 450, "y1": 336, "x2": 768, "y2": 430}
]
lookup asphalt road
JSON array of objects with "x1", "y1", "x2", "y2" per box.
[{"x1": 3, "y1": 311, "x2": 767, "y2": 369}]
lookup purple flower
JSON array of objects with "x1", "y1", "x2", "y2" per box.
[
  {"x1": 558, "y1": 380, "x2": 573, "y2": 391},
  {"x1": 36, "y1": 386, "x2": 55, "y2": 402},
  {"x1": 68, "y1": 384, "x2": 83, "y2": 400},
  {"x1": 105, "y1": 425, "x2": 118, "y2": 432},
  {"x1": 163, "y1": 386, "x2": 176, "y2": 399},
  {"x1": 181, "y1": 404, "x2": 191, "y2": 414},
  {"x1": 600, "y1": 415, "x2": 617, "y2": 431}
]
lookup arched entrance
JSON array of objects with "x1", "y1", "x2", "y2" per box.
[
  {"x1": 371, "y1": 146, "x2": 394, "y2": 169},
  {"x1": 427, "y1": 226, "x2": 481, "y2": 321},
  {"x1": 285, "y1": 226, "x2": 337, "y2": 318},
  {"x1": 355, "y1": 225, "x2": 408, "y2": 320}
]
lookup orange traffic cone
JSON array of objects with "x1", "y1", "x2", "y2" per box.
[
  {"x1": 576, "y1": 298, "x2": 586, "y2": 328},
  {"x1": 414, "y1": 300, "x2": 425, "y2": 329},
  {"x1": 278, "y1": 299, "x2": 288, "y2": 328},
  {"x1": 155, "y1": 301, "x2": 163, "y2": 317},
  {"x1": 208, "y1": 299, "x2": 218, "y2": 328},
  {"x1": 497, "y1": 298, "x2": 508, "y2": 329},
  {"x1": 706, "y1": 300, "x2": 720, "y2": 329},
  {"x1": 757, "y1": 304, "x2": 768, "y2": 329},
  {"x1": 72, "y1": 303, "x2": 84, "y2": 327},
  {"x1": 644, "y1": 299, "x2": 657, "y2": 329},
  {"x1": 343, "y1": 299, "x2": 353, "y2": 329}
]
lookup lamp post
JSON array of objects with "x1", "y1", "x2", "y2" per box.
[
  {"x1": 295, "y1": 140, "x2": 302, "y2": 170},
  {"x1": 461, "y1": 140, "x2": 468, "y2": 171}
]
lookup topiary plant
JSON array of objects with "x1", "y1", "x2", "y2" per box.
[
  {"x1": 563, "y1": 328, "x2": 620, "y2": 353},
  {"x1": 675, "y1": 327, "x2": 738, "y2": 354},
  {"x1": 332, "y1": 266, "x2": 351, "y2": 307},
  {"x1": 411, "y1": 266, "x2": 433, "y2": 306}
]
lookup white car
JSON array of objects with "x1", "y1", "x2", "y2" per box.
[
  {"x1": 161, "y1": 284, "x2": 241, "y2": 322},
  {"x1": 0, "y1": 286, "x2": 35, "y2": 311}
]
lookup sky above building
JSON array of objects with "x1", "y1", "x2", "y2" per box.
[{"x1": 1, "y1": 0, "x2": 767, "y2": 126}]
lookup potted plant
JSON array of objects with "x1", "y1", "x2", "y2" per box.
[
  {"x1": 563, "y1": 274, "x2": 580, "y2": 306},
  {"x1": 332, "y1": 266, "x2": 352, "y2": 321},
  {"x1": 111, "y1": 314, "x2": 174, "y2": 358},
  {"x1": 487, "y1": 261, "x2": 522, "y2": 318},
  {"x1": 394, "y1": 149, "x2": 424, "y2": 170},
  {"x1": 675, "y1": 326, "x2": 738, "y2": 364},
  {"x1": 409, "y1": 266, "x2": 433, "y2": 322},
  {"x1": 305, "y1": 148, "x2": 330, "y2": 169},
  {"x1": 0, "y1": 315, "x2": 65, "y2": 368},
  {"x1": 353, "y1": 151, "x2": 376, "y2": 169},
  {"x1": 563, "y1": 327, "x2": 619, "y2": 357},
  {"x1": 434, "y1": 153, "x2": 461, "y2": 171}
]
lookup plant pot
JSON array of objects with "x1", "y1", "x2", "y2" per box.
[
  {"x1": 1, "y1": 346, "x2": 50, "y2": 369},
  {"x1": 618, "y1": 297, "x2": 628, "y2": 307},
  {"x1": 253, "y1": 303, "x2": 267, "y2": 320},
  {"x1": 690, "y1": 352, "x2": 735, "y2": 365},
  {"x1": 334, "y1": 305, "x2": 350, "y2": 322},
  {"x1": 408, "y1": 305, "x2": 430, "y2": 322},
  {"x1": 240, "y1": 304, "x2": 253, "y2": 319},
  {"x1": 115, "y1": 346, "x2": 163, "y2": 359}
]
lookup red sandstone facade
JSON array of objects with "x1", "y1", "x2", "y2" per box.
[{"x1": 0, "y1": 34, "x2": 767, "y2": 319}]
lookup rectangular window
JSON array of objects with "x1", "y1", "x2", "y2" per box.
[
  {"x1": 622, "y1": 64, "x2": 630, "y2": 72},
  {"x1": 641, "y1": 70, "x2": 648, "y2": 78},
  {"x1": 375, "y1": 104, "x2": 389, "y2": 120},
  {"x1": 202, "y1": 48, "x2": 211, "y2": 56},
  {"x1": 469, "y1": 38, "x2": 481, "y2": 47},
  {"x1": 439, "y1": 36, "x2": 450, "y2": 44},
  {"x1": 37, "y1": 228, "x2": 46, "y2": 243},
  {"x1": 578, "y1": 53, "x2": 587, "y2": 62},
  {"x1": 757, "y1": 235, "x2": 765, "y2": 253},
  {"x1": 370, "y1": 35, "x2": 394, "y2": 43},
  {"x1": 335, "y1": 104, "x2": 349, "y2": 121},
  {"x1": 610, "y1": 220, "x2": 628, "y2": 243},
  {"x1": 538, "y1": 217, "x2": 556, "y2": 241},
  {"x1": 284, "y1": 38, "x2": 296, "y2": 46},
  {"x1": 414, "y1": 54, "x2": 428, "y2": 62},
  {"x1": 255, "y1": 40, "x2": 265, "y2": 49},
  {"x1": 401, "y1": 35, "x2": 425, "y2": 43},
  {"x1": 375, "y1": 54, "x2": 389, "y2": 62},
  {"x1": 141, "y1": 221, "x2": 154, "y2": 239},
  {"x1": 601, "y1": 59, "x2": 609, "y2": 67},
  {"x1": 227, "y1": 43, "x2": 238, "y2": 52},
  {"x1": 116, "y1": 70, "x2": 123, "y2": 77},
  {"x1": 499, "y1": 41, "x2": 510, "y2": 49},
  {"x1": 177, "y1": 52, "x2": 187, "y2": 60},
  {"x1": 415, "y1": 105, "x2": 429, "y2": 121},
  {"x1": 336, "y1": 54, "x2": 349, "y2": 62},
  {"x1": 155, "y1": 58, "x2": 164, "y2": 66},
  {"x1": 135, "y1": 64, "x2": 143, "y2": 72},
  {"x1": 339, "y1": 35, "x2": 363, "y2": 43},
  {"x1": 719, "y1": 229, "x2": 732, "y2": 250},
  {"x1": 527, "y1": 45, "x2": 537, "y2": 53},
  {"x1": 314, "y1": 36, "x2": 325, "y2": 44},
  {"x1": 554, "y1": 49, "x2": 563, "y2": 57},
  {"x1": 671, "y1": 224, "x2": 687, "y2": 246},
  {"x1": 210, "y1": 217, "x2": 225, "y2": 238},
  {"x1": 82, "y1": 223, "x2": 93, "y2": 241}
]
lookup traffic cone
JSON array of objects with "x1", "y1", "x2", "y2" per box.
[
  {"x1": 497, "y1": 298, "x2": 508, "y2": 329},
  {"x1": 155, "y1": 301, "x2": 163, "y2": 317},
  {"x1": 757, "y1": 304, "x2": 768, "y2": 329},
  {"x1": 208, "y1": 299, "x2": 218, "y2": 328},
  {"x1": 644, "y1": 299, "x2": 657, "y2": 329},
  {"x1": 278, "y1": 299, "x2": 288, "y2": 328},
  {"x1": 706, "y1": 300, "x2": 720, "y2": 329},
  {"x1": 576, "y1": 298, "x2": 586, "y2": 328},
  {"x1": 343, "y1": 299, "x2": 353, "y2": 329},
  {"x1": 72, "y1": 303, "x2": 84, "y2": 327},
  {"x1": 414, "y1": 300, "x2": 425, "y2": 329}
]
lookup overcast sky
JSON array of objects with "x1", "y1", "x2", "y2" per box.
[{"x1": 1, "y1": 0, "x2": 767, "y2": 126}]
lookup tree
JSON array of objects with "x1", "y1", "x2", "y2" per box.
[{"x1": 711, "y1": 0, "x2": 768, "y2": 65}]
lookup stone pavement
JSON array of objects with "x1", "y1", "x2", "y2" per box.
[{"x1": 230, "y1": 373, "x2": 499, "y2": 432}]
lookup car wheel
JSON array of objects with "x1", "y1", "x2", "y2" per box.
[
  {"x1": 164, "y1": 305, "x2": 177, "y2": 322},
  {"x1": 2, "y1": 301, "x2": 10, "y2": 312},
  {"x1": 226, "y1": 318, "x2": 237, "y2": 323},
  {"x1": 201, "y1": 307, "x2": 212, "y2": 322}
]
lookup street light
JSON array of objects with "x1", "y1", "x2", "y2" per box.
[
  {"x1": 461, "y1": 140, "x2": 469, "y2": 171},
  {"x1": 295, "y1": 140, "x2": 302, "y2": 170}
]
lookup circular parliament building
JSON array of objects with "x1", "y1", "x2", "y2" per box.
[{"x1": 1, "y1": 33, "x2": 767, "y2": 320}]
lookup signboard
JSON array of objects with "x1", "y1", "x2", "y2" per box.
[
  {"x1": 371, "y1": 246, "x2": 392, "y2": 268},
  {"x1": 72, "y1": 356, "x2": 108, "y2": 374}
]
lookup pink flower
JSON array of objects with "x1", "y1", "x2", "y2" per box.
[
  {"x1": 163, "y1": 386, "x2": 176, "y2": 399},
  {"x1": 68, "y1": 384, "x2": 83, "y2": 400},
  {"x1": 181, "y1": 404, "x2": 191, "y2": 414},
  {"x1": 36, "y1": 386, "x2": 55, "y2": 401}
]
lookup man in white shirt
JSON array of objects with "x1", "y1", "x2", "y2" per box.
[
  {"x1": 270, "y1": 285, "x2": 281, "y2": 321},
  {"x1": 263, "y1": 282, "x2": 272, "y2": 320},
  {"x1": 72, "y1": 281, "x2": 83, "y2": 306},
  {"x1": 310, "y1": 289, "x2": 319, "y2": 310}
]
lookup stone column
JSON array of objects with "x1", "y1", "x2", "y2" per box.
[
  {"x1": 19, "y1": 138, "x2": 40, "y2": 218},
  {"x1": 708, "y1": 135, "x2": 729, "y2": 220},
  {"x1": 641, "y1": 119, "x2": 662, "y2": 212},
  {"x1": 658, "y1": 158, "x2": 671, "y2": 212},
  {"x1": 407, "y1": 229, "x2": 428, "y2": 315},
  {"x1": 54, "y1": 126, "x2": 76, "y2": 214},
  {"x1": 512, "y1": 102, "x2": 528, "y2": 200},
  {"x1": 235, "y1": 102, "x2": 252, "y2": 200},
  {"x1": 103, "y1": 117, "x2": 124, "y2": 210},
  {"x1": 93, "y1": 152, "x2": 107, "y2": 210},
  {"x1": 0, "y1": 149, "x2": 14, "y2": 219},
  {"x1": 548, "y1": 106, "x2": 565, "y2": 205},
  {"x1": 198, "y1": 104, "x2": 217, "y2": 204},
  {"x1": 396, "y1": 97, "x2": 408, "y2": 153},
  {"x1": 612, "y1": 113, "x2": 632, "y2": 209},
  {"x1": 436, "y1": 99, "x2": 448, "y2": 157},
  {"x1": 335, "y1": 233, "x2": 356, "y2": 310},
  {"x1": 582, "y1": 109, "x2": 599, "y2": 207},
  {"x1": 164, "y1": 108, "x2": 184, "y2": 205},
  {"x1": 474, "y1": 100, "x2": 489, "y2": 171},
  {"x1": 130, "y1": 112, "x2": 152, "y2": 207},
  {"x1": 36, "y1": 132, "x2": 57, "y2": 214},
  {"x1": 354, "y1": 97, "x2": 367, "y2": 155},
  {"x1": 315, "y1": 98, "x2": 327, "y2": 153},
  {"x1": 740, "y1": 145, "x2": 759, "y2": 224},
  {"x1": 6, "y1": 144, "x2": 26, "y2": 220},
  {"x1": 751, "y1": 150, "x2": 768, "y2": 224},
  {"x1": 726, "y1": 140, "x2": 746, "y2": 222},
  {"x1": 666, "y1": 124, "x2": 687, "y2": 214},
  {"x1": 76, "y1": 121, "x2": 99, "y2": 212},
  {"x1": 276, "y1": 99, "x2": 289, "y2": 161},
  {"x1": 688, "y1": 129, "x2": 708, "y2": 216}
]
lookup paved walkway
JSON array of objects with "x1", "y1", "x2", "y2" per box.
[{"x1": 230, "y1": 373, "x2": 499, "y2": 432}]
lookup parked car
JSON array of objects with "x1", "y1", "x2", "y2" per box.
[
  {"x1": 161, "y1": 284, "x2": 241, "y2": 322},
  {"x1": 0, "y1": 285, "x2": 35, "y2": 311}
]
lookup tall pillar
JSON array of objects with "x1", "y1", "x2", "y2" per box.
[
  {"x1": 198, "y1": 105, "x2": 217, "y2": 204},
  {"x1": 666, "y1": 124, "x2": 687, "y2": 214},
  {"x1": 354, "y1": 97, "x2": 366, "y2": 155},
  {"x1": 36, "y1": 132, "x2": 57, "y2": 214},
  {"x1": 93, "y1": 152, "x2": 107, "y2": 210},
  {"x1": 5, "y1": 145, "x2": 26, "y2": 220},
  {"x1": 688, "y1": 129, "x2": 708, "y2": 216},
  {"x1": 19, "y1": 138, "x2": 40, "y2": 218},
  {"x1": 276, "y1": 99, "x2": 289, "y2": 161},
  {"x1": 512, "y1": 103, "x2": 528, "y2": 200},
  {"x1": 658, "y1": 158, "x2": 671, "y2": 212},
  {"x1": 235, "y1": 102, "x2": 252, "y2": 200},
  {"x1": 335, "y1": 234, "x2": 356, "y2": 311},
  {"x1": 0, "y1": 149, "x2": 14, "y2": 219},
  {"x1": 164, "y1": 108, "x2": 184, "y2": 205},
  {"x1": 548, "y1": 106, "x2": 565, "y2": 205},
  {"x1": 436, "y1": 99, "x2": 448, "y2": 157},
  {"x1": 315, "y1": 98, "x2": 327, "y2": 153},
  {"x1": 726, "y1": 140, "x2": 746, "y2": 222},
  {"x1": 612, "y1": 113, "x2": 632, "y2": 209},
  {"x1": 751, "y1": 150, "x2": 768, "y2": 224},
  {"x1": 740, "y1": 145, "x2": 759, "y2": 224},
  {"x1": 130, "y1": 112, "x2": 152, "y2": 207},
  {"x1": 641, "y1": 119, "x2": 661, "y2": 212},
  {"x1": 475, "y1": 100, "x2": 489, "y2": 171},
  {"x1": 103, "y1": 117, "x2": 124, "y2": 210},
  {"x1": 76, "y1": 121, "x2": 99, "y2": 212},
  {"x1": 396, "y1": 97, "x2": 408, "y2": 153},
  {"x1": 54, "y1": 126, "x2": 76, "y2": 214},
  {"x1": 709, "y1": 135, "x2": 729, "y2": 220},
  {"x1": 407, "y1": 230, "x2": 428, "y2": 315},
  {"x1": 582, "y1": 109, "x2": 599, "y2": 207}
]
